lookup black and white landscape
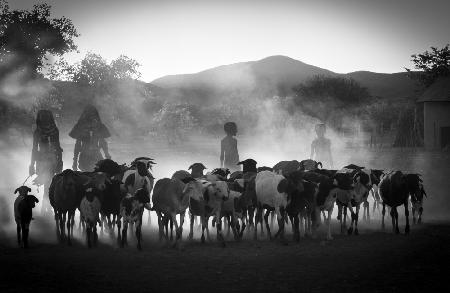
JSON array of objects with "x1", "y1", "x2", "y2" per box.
[{"x1": 1, "y1": 0, "x2": 449, "y2": 292}]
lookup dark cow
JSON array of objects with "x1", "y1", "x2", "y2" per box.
[
  {"x1": 237, "y1": 159, "x2": 257, "y2": 173},
  {"x1": 120, "y1": 185, "x2": 151, "y2": 250},
  {"x1": 379, "y1": 171, "x2": 411, "y2": 234},
  {"x1": 13, "y1": 186, "x2": 39, "y2": 248},
  {"x1": 273, "y1": 160, "x2": 301, "y2": 176},
  {"x1": 335, "y1": 167, "x2": 371, "y2": 235},
  {"x1": 49, "y1": 169, "x2": 110, "y2": 245},
  {"x1": 298, "y1": 171, "x2": 341, "y2": 239},
  {"x1": 299, "y1": 159, "x2": 323, "y2": 171},
  {"x1": 188, "y1": 163, "x2": 207, "y2": 178}
]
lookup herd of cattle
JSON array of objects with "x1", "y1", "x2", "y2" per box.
[{"x1": 13, "y1": 157, "x2": 427, "y2": 249}]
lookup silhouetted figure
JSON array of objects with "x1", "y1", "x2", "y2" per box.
[
  {"x1": 220, "y1": 122, "x2": 240, "y2": 172},
  {"x1": 70, "y1": 105, "x2": 111, "y2": 171},
  {"x1": 310, "y1": 123, "x2": 333, "y2": 168},
  {"x1": 29, "y1": 110, "x2": 63, "y2": 214}
]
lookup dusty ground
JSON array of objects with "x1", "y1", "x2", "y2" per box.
[{"x1": 1, "y1": 220, "x2": 449, "y2": 293}]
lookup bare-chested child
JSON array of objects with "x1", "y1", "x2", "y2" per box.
[
  {"x1": 220, "y1": 122, "x2": 240, "y2": 172},
  {"x1": 310, "y1": 123, "x2": 333, "y2": 168}
]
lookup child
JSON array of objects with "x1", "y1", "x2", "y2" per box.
[
  {"x1": 220, "y1": 122, "x2": 240, "y2": 172},
  {"x1": 310, "y1": 123, "x2": 334, "y2": 169}
]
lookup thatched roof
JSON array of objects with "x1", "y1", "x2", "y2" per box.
[{"x1": 417, "y1": 76, "x2": 450, "y2": 102}]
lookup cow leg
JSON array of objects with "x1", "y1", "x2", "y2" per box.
[
  {"x1": 169, "y1": 217, "x2": 174, "y2": 241},
  {"x1": 412, "y1": 205, "x2": 417, "y2": 224},
  {"x1": 156, "y1": 212, "x2": 163, "y2": 242},
  {"x1": 215, "y1": 212, "x2": 225, "y2": 247},
  {"x1": 136, "y1": 217, "x2": 143, "y2": 250},
  {"x1": 353, "y1": 205, "x2": 360, "y2": 235},
  {"x1": 17, "y1": 224, "x2": 22, "y2": 246},
  {"x1": 179, "y1": 212, "x2": 185, "y2": 239},
  {"x1": 253, "y1": 207, "x2": 260, "y2": 240},
  {"x1": 293, "y1": 214, "x2": 300, "y2": 242},
  {"x1": 404, "y1": 201, "x2": 410, "y2": 235},
  {"x1": 147, "y1": 210, "x2": 151, "y2": 226},
  {"x1": 67, "y1": 212, "x2": 74, "y2": 246},
  {"x1": 60, "y1": 213, "x2": 66, "y2": 242},
  {"x1": 366, "y1": 201, "x2": 370, "y2": 222},
  {"x1": 326, "y1": 209, "x2": 333, "y2": 240},
  {"x1": 299, "y1": 212, "x2": 305, "y2": 237},
  {"x1": 205, "y1": 216, "x2": 212, "y2": 242},
  {"x1": 418, "y1": 207, "x2": 423, "y2": 224},
  {"x1": 263, "y1": 209, "x2": 272, "y2": 240},
  {"x1": 121, "y1": 222, "x2": 128, "y2": 248},
  {"x1": 382, "y1": 204, "x2": 386, "y2": 230},
  {"x1": 342, "y1": 206, "x2": 347, "y2": 234},
  {"x1": 189, "y1": 213, "x2": 195, "y2": 240},
  {"x1": 390, "y1": 207, "x2": 399, "y2": 234},
  {"x1": 117, "y1": 216, "x2": 122, "y2": 245},
  {"x1": 87, "y1": 223, "x2": 92, "y2": 248},
  {"x1": 22, "y1": 224, "x2": 29, "y2": 249}
]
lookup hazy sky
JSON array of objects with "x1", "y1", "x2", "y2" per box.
[{"x1": 9, "y1": 0, "x2": 450, "y2": 82}]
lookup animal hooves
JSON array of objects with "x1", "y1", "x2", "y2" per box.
[
  {"x1": 347, "y1": 228, "x2": 353, "y2": 235},
  {"x1": 354, "y1": 229, "x2": 359, "y2": 235}
]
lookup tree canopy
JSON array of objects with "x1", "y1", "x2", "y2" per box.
[
  {"x1": 406, "y1": 44, "x2": 450, "y2": 87},
  {"x1": 292, "y1": 75, "x2": 370, "y2": 123},
  {"x1": 0, "y1": 0, "x2": 79, "y2": 79}
]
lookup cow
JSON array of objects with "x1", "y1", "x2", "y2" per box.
[
  {"x1": 254, "y1": 171, "x2": 302, "y2": 242},
  {"x1": 300, "y1": 171, "x2": 340, "y2": 240},
  {"x1": 80, "y1": 187, "x2": 103, "y2": 248},
  {"x1": 95, "y1": 159, "x2": 127, "y2": 237},
  {"x1": 152, "y1": 177, "x2": 205, "y2": 247},
  {"x1": 120, "y1": 185, "x2": 151, "y2": 250},
  {"x1": 123, "y1": 157, "x2": 155, "y2": 226},
  {"x1": 49, "y1": 170, "x2": 110, "y2": 245},
  {"x1": 13, "y1": 186, "x2": 39, "y2": 248},
  {"x1": 406, "y1": 174, "x2": 426, "y2": 224},
  {"x1": 379, "y1": 171, "x2": 411, "y2": 234}
]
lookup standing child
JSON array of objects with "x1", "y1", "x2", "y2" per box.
[
  {"x1": 310, "y1": 123, "x2": 334, "y2": 169},
  {"x1": 220, "y1": 122, "x2": 240, "y2": 172}
]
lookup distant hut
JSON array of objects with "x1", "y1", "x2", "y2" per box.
[{"x1": 417, "y1": 77, "x2": 450, "y2": 149}]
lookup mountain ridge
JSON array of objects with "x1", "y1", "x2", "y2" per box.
[{"x1": 149, "y1": 55, "x2": 421, "y2": 104}]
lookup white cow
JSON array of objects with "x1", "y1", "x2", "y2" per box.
[{"x1": 254, "y1": 171, "x2": 289, "y2": 241}]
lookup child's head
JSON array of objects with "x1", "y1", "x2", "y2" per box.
[
  {"x1": 315, "y1": 123, "x2": 326, "y2": 138},
  {"x1": 224, "y1": 122, "x2": 237, "y2": 136}
]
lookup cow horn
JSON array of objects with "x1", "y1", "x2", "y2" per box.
[
  {"x1": 317, "y1": 162, "x2": 323, "y2": 169},
  {"x1": 14, "y1": 188, "x2": 20, "y2": 194}
]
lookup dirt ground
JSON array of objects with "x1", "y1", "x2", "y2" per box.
[{"x1": 1, "y1": 220, "x2": 449, "y2": 293}]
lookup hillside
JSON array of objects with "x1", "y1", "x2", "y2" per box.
[{"x1": 151, "y1": 55, "x2": 421, "y2": 104}]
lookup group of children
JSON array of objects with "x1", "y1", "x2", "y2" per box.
[{"x1": 220, "y1": 122, "x2": 333, "y2": 171}]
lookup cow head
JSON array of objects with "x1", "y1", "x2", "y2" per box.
[
  {"x1": 277, "y1": 171, "x2": 305, "y2": 201},
  {"x1": 183, "y1": 179, "x2": 209, "y2": 201},
  {"x1": 405, "y1": 173, "x2": 424, "y2": 202},
  {"x1": 14, "y1": 186, "x2": 32, "y2": 197},
  {"x1": 84, "y1": 172, "x2": 111, "y2": 191},
  {"x1": 237, "y1": 159, "x2": 258, "y2": 173},
  {"x1": 212, "y1": 181, "x2": 230, "y2": 201}
]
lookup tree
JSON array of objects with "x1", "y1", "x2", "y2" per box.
[
  {"x1": 406, "y1": 44, "x2": 450, "y2": 87},
  {"x1": 0, "y1": 1, "x2": 79, "y2": 79},
  {"x1": 292, "y1": 75, "x2": 370, "y2": 123},
  {"x1": 48, "y1": 52, "x2": 141, "y2": 84}
]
